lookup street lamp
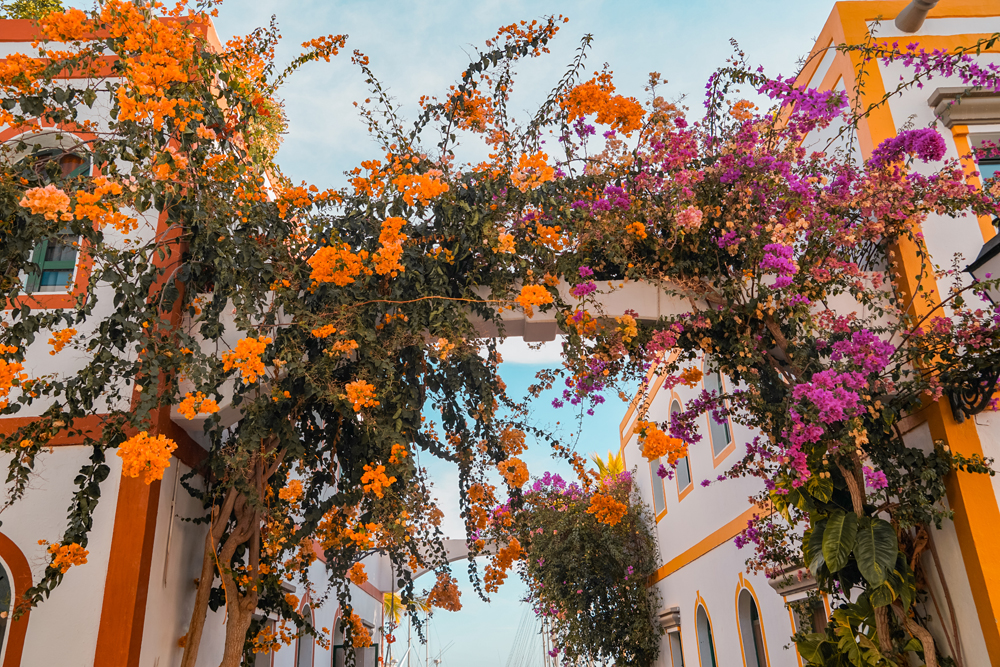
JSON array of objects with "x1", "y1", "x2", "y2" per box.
[{"x1": 895, "y1": 0, "x2": 941, "y2": 33}]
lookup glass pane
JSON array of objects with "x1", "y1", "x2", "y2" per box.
[
  {"x1": 44, "y1": 239, "x2": 77, "y2": 263},
  {"x1": 979, "y1": 160, "x2": 1000, "y2": 183},
  {"x1": 669, "y1": 632, "x2": 685, "y2": 667},
  {"x1": 677, "y1": 456, "x2": 691, "y2": 490},
  {"x1": 704, "y1": 370, "x2": 732, "y2": 456},
  {"x1": 38, "y1": 269, "x2": 72, "y2": 292},
  {"x1": 697, "y1": 606, "x2": 717, "y2": 667},
  {"x1": 0, "y1": 564, "x2": 10, "y2": 643},
  {"x1": 650, "y1": 458, "x2": 665, "y2": 514},
  {"x1": 297, "y1": 606, "x2": 313, "y2": 667}
]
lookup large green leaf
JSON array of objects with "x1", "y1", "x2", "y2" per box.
[
  {"x1": 808, "y1": 475, "x2": 834, "y2": 503},
  {"x1": 805, "y1": 521, "x2": 827, "y2": 575},
  {"x1": 855, "y1": 517, "x2": 898, "y2": 587},
  {"x1": 822, "y1": 510, "x2": 858, "y2": 573}
]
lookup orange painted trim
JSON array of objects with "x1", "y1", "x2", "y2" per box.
[
  {"x1": 650, "y1": 505, "x2": 771, "y2": 585},
  {"x1": 952, "y1": 124, "x2": 997, "y2": 242},
  {"x1": 0, "y1": 16, "x2": 223, "y2": 51},
  {"x1": 783, "y1": 596, "x2": 805, "y2": 667},
  {"x1": 0, "y1": 532, "x2": 30, "y2": 667},
  {"x1": 694, "y1": 591, "x2": 720, "y2": 667},
  {"x1": 667, "y1": 627, "x2": 686, "y2": 667},
  {"x1": 735, "y1": 573, "x2": 771, "y2": 667},
  {"x1": 358, "y1": 579, "x2": 384, "y2": 603}
]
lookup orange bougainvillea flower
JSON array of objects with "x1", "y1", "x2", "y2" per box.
[
  {"x1": 561, "y1": 72, "x2": 645, "y2": 135},
  {"x1": 345, "y1": 611, "x2": 372, "y2": 648},
  {"x1": 498, "y1": 457, "x2": 529, "y2": 488},
  {"x1": 308, "y1": 243, "x2": 370, "y2": 286},
  {"x1": 499, "y1": 426, "x2": 526, "y2": 456},
  {"x1": 117, "y1": 431, "x2": 178, "y2": 484},
  {"x1": 45, "y1": 542, "x2": 89, "y2": 573},
  {"x1": 177, "y1": 391, "x2": 220, "y2": 420},
  {"x1": 361, "y1": 463, "x2": 396, "y2": 498},
  {"x1": 47, "y1": 327, "x2": 77, "y2": 355},
  {"x1": 20, "y1": 184, "x2": 72, "y2": 221},
  {"x1": 221, "y1": 336, "x2": 272, "y2": 384},
  {"x1": 484, "y1": 537, "x2": 523, "y2": 593},
  {"x1": 372, "y1": 216, "x2": 407, "y2": 277},
  {"x1": 637, "y1": 421, "x2": 687, "y2": 464},
  {"x1": 0, "y1": 345, "x2": 27, "y2": 410},
  {"x1": 679, "y1": 367, "x2": 704, "y2": 387},
  {"x1": 516, "y1": 284, "x2": 553, "y2": 317},
  {"x1": 586, "y1": 492, "x2": 628, "y2": 526},
  {"x1": 279, "y1": 479, "x2": 303, "y2": 502},
  {"x1": 511, "y1": 152, "x2": 555, "y2": 192},
  {"x1": 391, "y1": 172, "x2": 449, "y2": 206},
  {"x1": 345, "y1": 380, "x2": 379, "y2": 412},
  {"x1": 347, "y1": 562, "x2": 368, "y2": 586},
  {"x1": 426, "y1": 571, "x2": 462, "y2": 611}
]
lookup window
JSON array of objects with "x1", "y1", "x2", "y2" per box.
[
  {"x1": 19, "y1": 148, "x2": 90, "y2": 295},
  {"x1": 296, "y1": 605, "x2": 314, "y2": 667},
  {"x1": 696, "y1": 605, "x2": 717, "y2": 667},
  {"x1": 0, "y1": 558, "x2": 11, "y2": 656},
  {"x1": 671, "y1": 400, "x2": 692, "y2": 494},
  {"x1": 978, "y1": 158, "x2": 1000, "y2": 183},
  {"x1": 702, "y1": 360, "x2": 733, "y2": 459},
  {"x1": 668, "y1": 631, "x2": 685, "y2": 667},
  {"x1": 738, "y1": 589, "x2": 768, "y2": 667},
  {"x1": 650, "y1": 456, "x2": 666, "y2": 515},
  {"x1": 253, "y1": 618, "x2": 275, "y2": 667}
]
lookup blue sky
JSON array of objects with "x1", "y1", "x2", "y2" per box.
[{"x1": 207, "y1": 1, "x2": 846, "y2": 665}]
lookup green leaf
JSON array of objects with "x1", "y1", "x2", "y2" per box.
[
  {"x1": 822, "y1": 510, "x2": 858, "y2": 573},
  {"x1": 805, "y1": 521, "x2": 827, "y2": 575},
  {"x1": 868, "y1": 579, "x2": 896, "y2": 608},
  {"x1": 855, "y1": 517, "x2": 898, "y2": 587},
  {"x1": 807, "y1": 475, "x2": 834, "y2": 503}
]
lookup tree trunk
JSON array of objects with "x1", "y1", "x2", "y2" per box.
[{"x1": 180, "y1": 489, "x2": 237, "y2": 667}]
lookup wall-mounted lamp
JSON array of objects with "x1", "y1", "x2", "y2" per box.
[{"x1": 895, "y1": 0, "x2": 941, "y2": 33}]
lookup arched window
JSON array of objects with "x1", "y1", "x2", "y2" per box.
[
  {"x1": 696, "y1": 604, "x2": 717, "y2": 667},
  {"x1": 671, "y1": 400, "x2": 692, "y2": 495},
  {"x1": 0, "y1": 557, "x2": 12, "y2": 658},
  {"x1": 296, "y1": 604, "x2": 314, "y2": 667},
  {"x1": 702, "y1": 359, "x2": 733, "y2": 460},
  {"x1": 649, "y1": 449, "x2": 666, "y2": 517},
  {"x1": 738, "y1": 589, "x2": 769, "y2": 667}
]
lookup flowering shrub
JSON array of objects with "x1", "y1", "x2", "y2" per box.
[{"x1": 488, "y1": 471, "x2": 660, "y2": 665}]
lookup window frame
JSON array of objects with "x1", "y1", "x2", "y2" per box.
[
  {"x1": 295, "y1": 604, "x2": 315, "y2": 667},
  {"x1": 694, "y1": 594, "x2": 719, "y2": 667},
  {"x1": 702, "y1": 359, "x2": 736, "y2": 467},
  {"x1": 1, "y1": 127, "x2": 97, "y2": 310},
  {"x1": 736, "y1": 578, "x2": 771, "y2": 667},
  {"x1": 671, "y1": 397, "x2": 694, "y2": 501}
]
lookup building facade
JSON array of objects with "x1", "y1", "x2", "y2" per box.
[{"x1": 618, "y1": 2, "x2": 1000, "y2": 666}]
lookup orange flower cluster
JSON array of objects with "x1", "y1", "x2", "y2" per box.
[
  {"x1": 346, "y1": 611, "x2": 372, "y2": 648},
  {"x1": 45, "y1": 542, "x2": 89, "y2": 573},
  {"x1": 434, "y1": 337, "x2": 456, "y2": 360},
  {"x1": 500, "y1": 426, "x2": 526, "y2": 456},
  {"x1": 221, "y1": 336, "x2": 272, "y2": 384},
  {"x1": 101, "y1": 0, "x2": 204, "y2": 131},
  {"x1": 301, "y1": 34, "x2": 348, "y2": 62},
  {"x1": 39, "y1": 7, "x2": 93, "y2": 43},
  {"x1": 496, "y1": 232, "x2": 516, "y2": 254},
  {"x1": 561, "y1": 72, "x2": 645, "y2": 135},
  {"x1": 372, "y1": 216, "x2": 407, "y2": 277},
  {"x1": 566, "y1": 308, "x2": 598, "y2": 337},
  {"x1": 117, "y1": 431, "x2": 178, "y2": 484},
  {"x1": 535, "y1": 223, "x2": 564, "y2": 251},
  {"x1": 485, "y1": 17, "x2": 566, "y2": 57},
  {"x1": 626, "y1": 221, "x2": 647, "y2": 239},
  {"x1": 679, "y1": 367, "x2": 704, "y2": 387},
  {"x1": 0, "y1": 53, "x2": 44, "y2": 94},
  {"x1": 427, "y1": 572, "x2": 462, "y2": 611},
  {"x1": 361, "y1": 463, "x2": 396, "y2": 499},
  {"x1": 484, "y1": 537, "x2": 523, "y2": 593},
  {"x1": 20, "y1": 184, "x2": 72, "y2": 221},
  {"x1": 152, "y1": 147, "x2": 189, "y2": 181},
  {"x1": 389, "y1": 443, "x2": 408, "y2": 464},
  {"x1": 347, "y1": 562, "x2": 368, "y2": 586},
  {"x1": 637, "y1": 421, "x2": 687, "y2": 464},
  {"x1": 466, "y1": 482, "x2": 496, "y2": 531},
  {"x1": 177, "y1": 391, "x2": 220, "y2": 420},
  {"x1": 311, "y1": 324, "x2": 339, "y2": 338},
  {"x1": 308, "y1": 243, "x2": 370, "y2": 286},
  {"x1": 74, "y1": 176, "x2": 137, "y2": 234},
  {"x1": 498, "y1": 457, "x2": 529, "y2": 488},
  {"x1": 586, "y1": 493, "x2": 628, "y2": 526},
  {"x1": 516, "y1": 285, "x2": 553, "y2": 317},
  {"x1": 391, "y1": 172, "x2": 449, "y2": 206},
  {"x1": 278, "y1": 479, "x2": 304, "y2": 503},
  {"x1": 348, "y1": 159, "x2": 386, "y2": 198},
  {"x1": 617, "y1": 314, "x2": 638, "y2": 344},
  {"x1": 0, "y1": 345, "x2": 27, "y2": 410},
  {"x1": 345, "y1": 380, "x2": 379, "y2": 412},
  {"x1": 48, "y1": 328, "x2": 77, "y2": 355},
  {"x1": 511, "y1": 152, "x2": 555, "y2": 192},
  {"x1": 449, "y1": 89, "x2": 495, "y2": 132}
]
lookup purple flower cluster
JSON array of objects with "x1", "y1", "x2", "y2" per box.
[
  {"x1": 863, "y1": 466, "x2": 888, "y2": 491},
  {"x1": 571, "y1": 281, "x2": 597, "y2": 298},
  {"x1": 830, "y1": 330, "x2": 895, "y2": 375},
  {"x1": 759, "y1": 243, "x2": 797, "y2": 288},
  {"x1": 869, "y1": 127, "x2": 947, "y2": 169}
]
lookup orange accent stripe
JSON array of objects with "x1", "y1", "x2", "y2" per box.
[
  {"x1": 951, "y1": 124, "x2": 996, "y2": 242},
  {"x1": 650, "y1": 505, "x2": 769, "y2": 584},
  {"x1": 0, "y1": 531, "x2": 31, "y2": 667}
]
